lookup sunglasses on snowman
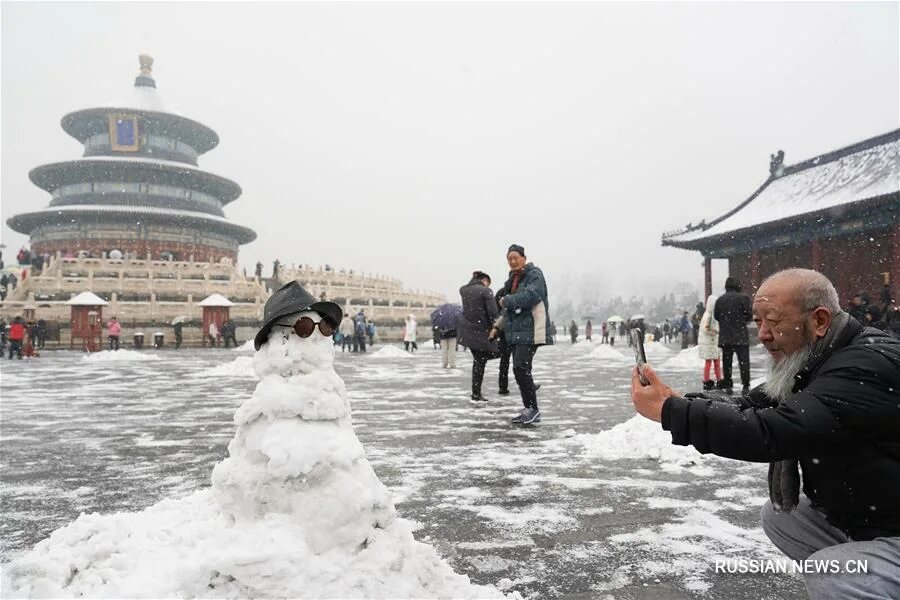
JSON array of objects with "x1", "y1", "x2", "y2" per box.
[{"x1": 276, "y1": 316, "x2": 335, "y2": 338}]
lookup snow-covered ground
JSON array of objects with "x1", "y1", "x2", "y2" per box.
[{"x1": 0, "y1": 340, "x2": 801, "y2": 598}]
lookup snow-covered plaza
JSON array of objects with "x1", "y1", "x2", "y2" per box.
[{"x1": 1, "y1": 340, "x2": 806, "y2": 598}]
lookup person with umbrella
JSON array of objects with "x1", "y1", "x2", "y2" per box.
[
  {"x1": 458, "y1": 271, "x2": 498, "y2": 402},
  {"x1": 171, "y1": 316, "x2": 187, "y2": 349},
  {"x1": 431, "y1": 303, "x2": 462, "y2": 368}
]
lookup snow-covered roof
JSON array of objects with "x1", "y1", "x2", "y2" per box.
[
  {"x1": 28, "y1": 157, "x2": 242, "y2": 203},
  {"x1": 74, "y1": 155, "x2": 200, "y2": 171},
  {"x1": 8, "y1": 204, "x2": 257, "y2": 244},
  {"x1": 663, "y1": 130, "x2": 899, "y2": 247},
  {"x1": 101, "y1": 84, "x2": 170, "y2": 114},
  {"x1": 67, "y1": 291, "x2": 109, "y2": 306},
  {"x1": 198, "y1": 293, "x2": 234, "y2": 307}
]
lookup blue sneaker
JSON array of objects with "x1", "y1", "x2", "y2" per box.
[{"x1": 521, "y1": 408, "x2": 541, "y2": 424}]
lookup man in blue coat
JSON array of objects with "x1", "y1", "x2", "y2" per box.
[{"x1": 490, "y1": 244, "x2": 552, "y2": 424}]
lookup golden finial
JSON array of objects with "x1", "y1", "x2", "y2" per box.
[{"x1": 139, "y1": 54, "x2": 154, "y2": 76}]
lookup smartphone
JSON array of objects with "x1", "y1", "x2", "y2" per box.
[{"x1": 630, "y1": 328, "x2": 650, "y2": 386}]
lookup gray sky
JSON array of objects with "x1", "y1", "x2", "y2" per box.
[{"x1": 2, "y1": 2, "x2": 897, "y2": 303}]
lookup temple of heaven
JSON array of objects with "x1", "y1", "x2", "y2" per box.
[{"x1": 7, "y1": 55, "x2": 256, "y2": 263}]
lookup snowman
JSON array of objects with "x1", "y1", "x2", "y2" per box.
[{"x1": 4, "y1": 282, "x2": 510, "y2": 599}]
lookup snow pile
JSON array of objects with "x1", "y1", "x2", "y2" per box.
[
  {"x1": 369, "y1": 345, "x2": 414, "y2": 359},
  {"x1": 658, "y1": 346, "x2": 705, "y2": 371},
  {"x1": 585, "y1": 345, "x2": 630, "y2": 364},
  {"x1": 194, "y1": 356, "x2": 257, "y2": 379},
  {"x1": 572, "y1": 415, "x2": 708, "y2": 469},
  {"x1": 81, "y1": 349, "x2": 160, "y2": 362},
  {"x1": 641, "y1": 341, "x2": 672, "y2": 362},
  {"x1": 5, "y1": 312, "x2": 508, "y2": 599},
  {"x1": 231, "y1": 339, "x2": 256, "y2": 353}
]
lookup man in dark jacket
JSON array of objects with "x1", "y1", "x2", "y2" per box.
[
  {"x1": 631, "y1": 269, "x2": 900, "y2": 599},
  {"x1": 491, "y1": 245, "x2": 552, "y2": 424},
  {"x1": 714, "y1": 276, "x2": 753, "y2": 395},
  {"x1": 458, "y1": 271, "x2": 499, "y2": 402},
  {"x1": 221, "y1": 319, "x2": 238, "y2": 348}
]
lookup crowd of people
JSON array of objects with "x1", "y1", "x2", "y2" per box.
[
  {"x1": 336, "y1": 310, "x2": 377, "y2": 352},
  {"x1": 0, "y1": 316, "x2": 46, "y2": 359}
]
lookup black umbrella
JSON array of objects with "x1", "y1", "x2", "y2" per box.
[{"x1": 431, "y1": 303, "x2": 463, "y2": 330}]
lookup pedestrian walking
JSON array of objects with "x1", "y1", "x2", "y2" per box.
[
  {"x1": 207, "y1": 320, "x2": 219, "y2": 347},
  {"x1": 459, "y1": 271, "x2": 499, "y2": 402},
  {"x1": 601, "y1": 321, "x2": 608, "y2": 344},
  {"x1": 679, "y1": 311, "x2": 691, "y2": 349},
  {"x1": 585, "y1": 320, "x2": 593, "y2": 342},
  {"x1": 698, "y1": 294, "x2": 722, "y2": 390},
  {"x1": 714, "y1": 276, "x2": 753, "y2": 395},
  {"x1": 403, "y1": 314, "x2": 418, "y2": 352},
  {"x1": 0, "y1": 318, "x2": 7, "y2": 354},
  {"x1": 173, "y1": 321, "x2": 184, "y2": 349},
  {"x1": 691, "y1": 302, "x2": 704, "y2": 346},
  {"x1": 438, "y1": 326, "x2": 457, "y2": 368},
  {"x1": 107, "y1": 316, "x2": 121, "y2": 351},
  {"x1": 569, "y1": 320, "x2": 578, "y2": 344},
  {"x1": 35, "y1": 318, "x2": 47, "y2": 349},
  {"x1": 491, "y1": 244, "x2": 552, "y2": 424},
  {"x1": 367, "y1": 321, "x2": 376, "y2": 346},
  {"x1": 353, "y1": 310, "x2": 367, "y2": 353},
  {"x1": 8, "y1": 316, "x2": 25, "y2": 360},
  {"x1": 221, "y1": 319, "x2": 238, "y2": 348},
  {"x1": 609, "y1": 321, "x2": 617, "y2": 346},
  {"x1": 339, "y1": 313, "x2": 354, "y2": 352}
]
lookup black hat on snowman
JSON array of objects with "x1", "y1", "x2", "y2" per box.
[{"x1": 254, "y1": 281, "x2": 343, "y2": 350}]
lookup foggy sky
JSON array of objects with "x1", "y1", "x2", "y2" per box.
[{"x1": 2, "y1": 2, "x2": 897, "y2": 303}]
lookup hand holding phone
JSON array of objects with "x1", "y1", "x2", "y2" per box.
[{"x1": 630, "y1": 328, "x2": 650, "y2": 386}]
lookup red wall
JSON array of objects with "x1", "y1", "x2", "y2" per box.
[{"x1": 727, "y1": 225, "x2": 895, "y2": 306}]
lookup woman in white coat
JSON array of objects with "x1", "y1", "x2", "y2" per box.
[
  {"x1": 403, "y1": 314, "x2": 418, "y2": 352},
  {"x1": 698, "y1": 294, "x2": 722, "y2": 390}
]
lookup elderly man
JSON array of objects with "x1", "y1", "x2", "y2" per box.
[
  {"x1": 631, "y1": 269, "x2": 900, "y2": 599},
  {"x1": 491, "y1": 244, "x2": 552, "y2": 424}
]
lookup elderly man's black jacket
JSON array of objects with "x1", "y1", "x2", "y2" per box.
[{"x1": 662, "y1": 317, "x2": 900, "y2": 540}]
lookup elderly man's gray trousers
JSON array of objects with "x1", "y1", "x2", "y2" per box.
[{"x1": 761, "y1": 497, "x2": 900, "y2": 599}]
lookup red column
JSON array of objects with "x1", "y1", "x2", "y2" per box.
[{"x1": 703, "y1": 255, "x2": 712, "y2": 299}]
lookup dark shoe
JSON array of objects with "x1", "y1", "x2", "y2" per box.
[
  {"x1": 741, "y1": 385, "x2": 751, "y2": 396},
  {"x1": 498, "y1": 389, "x2": 510, "y2": 396},
  {"x1": 470, "y1": 393, "x2": 489, "y2": 403},
  {"x1": 511, "y1": 410, "x2": 527, "y2": 423},
  {"x1": 702, "y1": 380, "x2": 715, "y2": 391},
  {"x1": 521, "y1": 408, "x2": 541, "y2": 424}
]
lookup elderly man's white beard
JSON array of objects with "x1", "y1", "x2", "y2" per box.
[{"x1": 763, "y1": 343, "x2": 813, "y2": 402}]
